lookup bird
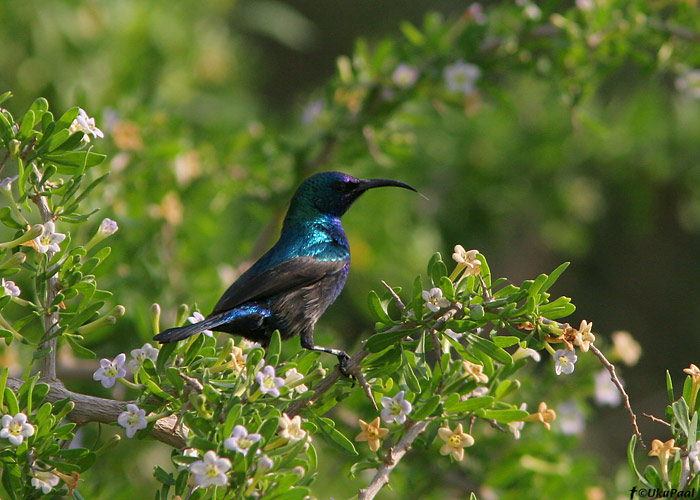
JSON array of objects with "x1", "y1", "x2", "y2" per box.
[{"x1": 153, "y1": 171, "x2": 416, "y2": 372}]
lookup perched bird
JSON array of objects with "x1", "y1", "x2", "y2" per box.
[{"x1": 154, "y1": 171, "x2": 416, "y2": 371}]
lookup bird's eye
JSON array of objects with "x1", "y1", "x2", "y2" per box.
[{"x1": 333, "y1": 181, "x2": 355, "y2": 194}]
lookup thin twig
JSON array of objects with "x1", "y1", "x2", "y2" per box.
[
  {"x1": 589, "y1": 344, "x2": 644, "y2": 448},
  {"x1": 643, "y1": 412, "x2": 671, "y2": 428},
  {"x1": 358, "y1": 420, "x2": 430, "y2": 500},
  {"x1": 380, "y1": 280, "x2": 405, "y2": 313}
]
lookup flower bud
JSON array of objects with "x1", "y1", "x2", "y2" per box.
[
  {"x1": 99, "y1": 218, "x2": 119, "y2": 236},
  {"x1": 150, "y1": 303, "x2": 162, "y2": 334},
  {"x1": 258, "y1": 455, "x2": 274, "y2": 472},
  {"x1": 8, "y1": 140, "x2": 20, "y2": 158}
]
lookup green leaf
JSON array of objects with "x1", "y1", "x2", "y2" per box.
[
  {"x1": 0, "y1": 91, "x2": 12, "y2": 105},
  {"x1": 466, "y1": 334, "x2": 512, "y2": 365},
  {"x1": 400, "y1": 21, "x2": 425, "y2": 45},
  {"x1": 491, "y1": 336, "x2": 520, "y2": 348},
  {"x1": 412, "y1": 275, "x2": 424, "y2": 318},
  {"x1": 411, "y1": 394, "x2": 441, "y2": 421},
  {"x1": 540, "y1": 262, "x2": 570, "y2": 293},
  {"x1": 55, "y1": 106, "x2": 80, "y2": 132},
  {"x1": 365, "y1": 328, "x2": 414, "y2": 353},
  {"x1": 18, "y1": 110, "x2": 35, "y2": 141},
  {"x1": 401, "y1": 347, "x2": 421, "y2": 393},
  {"x1": 154, "y1": 466, "x2": 176, "y2": 486},
  {"x1": 444, "y1": 396, "x2": 494, "y2": 413},
  {"x1": 0, "y1": 368, "x2": 7, "y2": 409},
  {"x1": 42, "y1": 151, "x2": 106, "y2": 173},
  {"x1": 65, "y1": 336, "x2": 96, "y2": 359},
  {"x1": 439, "y1": 276, "x2": 454, "y2": 300},
  {"x1": 4, "y1": 386, "x2": 19, "y2": 414},
  {"x1": 305, "y1": 443, "x2": 318, "y2": 470},
  {"x1": 666, "y1": 370, "x2": 674, "y2": 404},
  {"x1": 430, "y1": 259, "x2": 447, "y2": 287},
  {"x1": 311, "y1": 415, "x2": 358, "y2": 456},
  {"x1": 527, "y1": 273, "x2": 549, "y2": 300},
  {"x1": 0, "y1": 110, "x2": 14, "y2": 147},
  {"x1": 157, "y1": 343, "x2": 177, "y2": 372},
  {"x1": 480, "y1": 409, "x2": 528, "y2": 423},
  {"x1": 367, "y1": 290, "x2": 393, "y2": 324},
  {"x1": 672, "y1": 398, "x2": 691, "y2": 439},
  {"x1": 267, "y1": 329, "x2": 282, "y2": 366},
  {"x1": 539, "y1": 296, "x2": 576, "y2": 319}
]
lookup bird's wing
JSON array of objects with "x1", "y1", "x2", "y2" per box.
[{"x1": 210, "y1": 256, "x2": 349, "y2": 315}]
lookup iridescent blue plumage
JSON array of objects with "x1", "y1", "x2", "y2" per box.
[{"x1": 154, "y1": 171, "x2": 416, "y2": 369}]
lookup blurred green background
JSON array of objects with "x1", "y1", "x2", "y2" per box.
[{"x1": 2, "y1": 0, "x2": 700, "y2": 498}]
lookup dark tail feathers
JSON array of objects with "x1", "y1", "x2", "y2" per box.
[{"x1": 153, "y1": 314, "x2": 225, "y2": 343}]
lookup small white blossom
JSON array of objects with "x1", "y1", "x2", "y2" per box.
[
  {"x1": 464, "y1": 386, "x2": 489, "y2": 399},
  {"x1": 558, "y1": 400, "x2": 585, "y2": 435},
  {"x1": 676, "y1": 70, "x2": 700, "y2": 99},
  {"x1": 553, "y1": 349, "x2": 577, "y2": 376},
  {"x1": 508, "y1": 403, "x2": 527, "y2": 439},
  {"x1": 576, "y1": 0, "x2": 595, "y2": 10},
  {"x1": 188, "y1": 311, "x2": 213, "y2": 337},
  {"x1": 189, "y1": 450, "x2": 231, "y2": 488},
  {"x1": 524, "y1": 3, "x2": 541, "y2": 20},
  {"x1": 444, "y1": 61, "x2": 481, "y2": 95},
  {"x1": 129, "y1": 342, "x2": 159, "y2": 371},
  {"x1": 284, "y1": 367, "x2": 308, "y2": 394},
  {"x1": 92, "y1": 353, "x2": 127, "y2": 388},
  {"x1": 1, "y1": 278, "x2": 20, "y2": 298},
  {"x1": 688, "y1": 440, "x2": 700, "y2": 473},
  {"x1": 117, "y1": 403, "x2": 148, "y2": 438},
  {"x1": 69, "y1": 108, "x2": 104, "y2": 142},
  {"x1": 422, "y1": 287, "x2": 450, "y2": 312},
  {"x1": 467, "y1": 3, "x2": 487, "y2": 24},
  {"x1": 392, "y1": 64, "x2": 419, "y2": 89},
  {"x1": 258, "y1": 454, "x2": 274, "y2": 471},
  {"x1": 593, "y1": 369, "x2": 621, "y2": 406},
  {"x1": 380, "y1": 390, "x2": 413, "y2": 424},
  {"x1": 99, "y1": 218, "x2": 119, "y2": 236},
  {"x1": 512, "y1": 346, "x2": 541, "y2": 362},
  {"x1": 224, "y1": 425, "x2": 262, "y2": 456},
  {"x1": 0, "y1": 412, "x2": 35, "y2": 445},
  {"x1": 278, "y1": 413, "x2": 307, "y2": 442},
  {"x1": 256, "y1": 365, "x2": 284, "y2": 397},
  {"x1": 0, "y1": 175, "x2": 18, "y2": 190},
  {"x1": 31, "y1": 468, "x2": 60, "y2": 494},
  {"x1": 34, "y1": 222, "x2": 66, "y2": 254},
  {"x1": 301, "y1": 99, "x2": 324, "y2": 125}
]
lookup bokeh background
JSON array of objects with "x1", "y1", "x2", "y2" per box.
[{"x1": 1, "y1": 0, "x2": 700, "y2": 498}]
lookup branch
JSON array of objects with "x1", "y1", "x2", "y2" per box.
[
  {"x1": 589, "y1": 344, "x2": 644, "y2": 448},
  {"x1": 358, "y1": 420, "x2": 430, "y2": 500},
  {"x1": 7, "y1": 377, "x2": 187, "y2": 448}
]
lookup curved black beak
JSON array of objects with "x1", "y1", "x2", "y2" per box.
[{"x1": 358, "y1": 178, "x2": 418, "y2": 193}]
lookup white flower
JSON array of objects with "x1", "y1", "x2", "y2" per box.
[
  {"x1": 1, "y1": 278, "x2": 20, "y2": 298},
  {"x1": 380, "y1": 390, "x2": 413, "y2": 424},
  {"x1": 422, "y1": 287, "x2": 450, "y2": 312},
  {"x1": 593, "y1": 369, "x2": 621, "y2": 406},
  {"x1": 524, "y1": 3, "x2": 541, "y2": 20},
  {"x1": 284, "y1": 368, "x2": 308, "y2": 394},
  {"x1": 34, "y1": 222, "x2": 66, "y2": 254},
  {"x1": 278, "y1": 413, "x2": 307, "y2": 442},
  {"x1": 392, "y1": 64, "x2": 419, "y2": 89},
  {"x1": 444, "y1": 61, "x2": 481, "y2": 95},
  {"x1": 92, "y1": 353, "x2": 127, "y2": 388},
  {"x1": 129, "y1": 343, "x2": 159, "y2": 371},
  {"x1": 576, "y1": 0, "x2": 594, "y2": 10},
  {"x1": 31, "y1": 468, "x2": 60, "y2": 494},
  {"x1": 0, "y1": 175, "x2": 18, "y2": 190},
  {"x1": 301, "y1": 99, "x2": 324, "y2": 125},
  {"x1": 188, "y1": 311, "x2": 213, "y2": 337},
  {"x1": 258, "y1": 454, "x2": 274, "y2": 471},
  {"x1": 676, "y1": 70, "x2": 700, "y2": 99},
  {"x1": 512, "y1": 346, "x2": 541, "y2": 362},
  {"x1": 467, "y1": 3, "x2": 487, "y2": 24},
  {"x1": 557, "y1": 400, "x2": 585, "y2": 435},
  {"x1": 69, "y1": 108, "x2": 104, "y2": 142},
  {"x1": 117, "y1": 403, "x2": 148, "y2": 438},
  {"x1": 99, "y1": 218, "x2": 119, "y2": 236},
  {"x1": 508, "y1": 403, "x2": 527, "y2": 439},
  {"x1": 256, "y1": 365, "x2": 284, "y2": 397},
  {"x1": 224, "y1": 424, "x2": 262, "y2": 456},
  {"x1": 464, "y1": 386, "x2": 489, "y2": 399},
  {"x1": 0, "y1": 413, "x2": 35, "y2": 445},
  {"x1": 688, "y1": 440, "x2": 700, "y2": 473},
  {"x1": 553, "y1": 349, "x2": 577, "y2": 375},
  {"x1": 189, "y1": 450, "x2": 231, "y2": 488}
]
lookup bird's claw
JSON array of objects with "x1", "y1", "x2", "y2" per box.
[{"x1": 336, "y1": 352, "x2": 353, "y2": 378}]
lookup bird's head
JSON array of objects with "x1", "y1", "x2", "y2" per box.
[{"x1": 287, "y1": 171, "x2": 417, "y2": 219}]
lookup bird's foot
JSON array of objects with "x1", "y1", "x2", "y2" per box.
[{"x1": 336, "y1": 351, "x2": 352, "y2": 378}]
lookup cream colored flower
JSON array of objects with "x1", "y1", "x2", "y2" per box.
[
  {"x1": 355, "y1": 417, "x2": 388, "y2": 452},
  {"x1": 523, "y1": 401, "x2": 557, "y2": 430},
  {"x1": 451, "y1": 245, "x2": 481, "y2": 276},
  {"x1": 279, "y1": 414, "x2": 306, "y2": 442},
  {"x1": 438, "y1": 423, "x2": 474, "y2": 461},
  {"x1": 610, "y1": 331, "x2": 641, "y2": 366},
  {"x1": 648, "y1": 438, "x2": 680, "y2": 482},
  {"x1": 574, "y1": 320, "x2": 595, "y2": 353},
  {"x1": 684, "y1": 364, "x2": 700, "y2": 381},
  {"x1": 462, "y1": 360, "x2": 489, "y2": 383}
]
